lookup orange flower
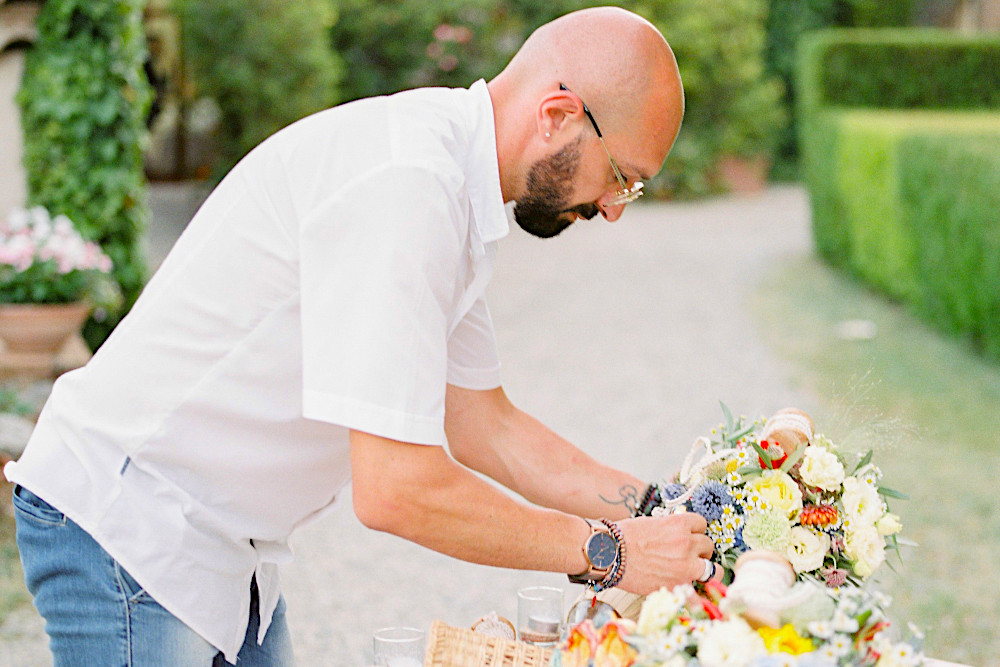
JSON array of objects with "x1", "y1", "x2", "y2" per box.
[
  {"x1": 559, "y1": 621, "x2": 597, "y2": 667},
  {"x1": 593, "y1": 622, "x2": 638, "y2": 667}
]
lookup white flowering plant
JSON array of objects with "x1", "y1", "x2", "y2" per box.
[
  {"x1": 0, "y1": 206, "x2": 117, "y2": 305},
  {"x1": 551, "y1": 578, "x2": 925, "y2": 667},
  {"x1": 651, "y1": 405, "x2": 908, "y2": 588}
]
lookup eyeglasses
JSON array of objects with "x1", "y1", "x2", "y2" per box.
[{"x1": 559, "y1": 83, "x2": 644, "y2": 206}]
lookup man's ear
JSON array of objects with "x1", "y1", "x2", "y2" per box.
[{"x1": 536, "y1": 89, "x2": 584, "y2": 140}]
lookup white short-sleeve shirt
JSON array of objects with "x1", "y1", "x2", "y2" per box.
[{"x1": 4, "y1": 80, "x2": 509, "y2": 661}]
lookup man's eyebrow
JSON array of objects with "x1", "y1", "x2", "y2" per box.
[{"x1": 622, "y1": 162, "x2": 651, "y2": 181}]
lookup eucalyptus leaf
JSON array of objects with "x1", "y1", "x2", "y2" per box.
[
  {"x1": 878, "y1": 486, "x2": 909, "y2": 500},
  {"x1": 750, "y1": 440, "x2": 772, "y2": 467},
  {"x1": 720, "y1": 401, "x2": 734, "y2": 431},
  {"x1": 780, "y1": 443, "x2": 807, "y2": 472},
  {"x1": 852, "y1": 450, "x2": 874, "y2": 475}
]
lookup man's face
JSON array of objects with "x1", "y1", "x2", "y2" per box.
[{"x1": 512, "y1": 135, "x2": 600, "y2": 238}]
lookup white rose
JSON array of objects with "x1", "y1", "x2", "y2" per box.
[
  {"x1": 749, "y1": 470, "x2": 803, "y2": 519},
  {"x1": 696, "y1": 618, "x2": 765, "y2": 667},
  {"x1": 799, "y1": 445, "x2": 845, "y2": 491},
  {"x1": 876, "y1": 513, "x2": 903, "y2": 537},
  {"x1": 636, "y1": 586, "x2": 691, "y2": 635},
  {"x1": 786, "y1": 525, "x2": 831, "y2": 573},
  {"x1": 842, "y1": 477, "x2": 883, "y2": 527},
  {"x1": 844, "y1": 524, "x2": 886, "y2": 578}
]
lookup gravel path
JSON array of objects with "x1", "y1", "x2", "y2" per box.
[{"x1": 0, "y1": 185, "x2": 819, "y2": 666}]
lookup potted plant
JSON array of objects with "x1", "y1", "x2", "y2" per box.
[{"x1": 0, "y1": 206, "x2": 119, "y2": 360}]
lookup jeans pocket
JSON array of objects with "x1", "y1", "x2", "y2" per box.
[
  {"x1": 115, "y1": 561, "x2": 152, "y2": 604},
  {"x1": 11, "y1": 485, "x2": 67, "y2": 527}
]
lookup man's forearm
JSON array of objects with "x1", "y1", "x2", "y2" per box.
[
  {"x1": 351, "y1": 428, "x2": 715, "y2": 596},
  {"x1": 446, "y1": 391, "x2": 647, "y2": 519},
  {"x1": 350, "y1": 429, "x2": 593, "y2": 574}
]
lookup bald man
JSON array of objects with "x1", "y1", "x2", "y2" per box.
[{"x1": 6, "y1": 7, "x2": 713, "y2": 666}]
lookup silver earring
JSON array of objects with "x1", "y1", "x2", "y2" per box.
[{"x1": 545, "y1": 132, "x2": 551, "y2": 138}]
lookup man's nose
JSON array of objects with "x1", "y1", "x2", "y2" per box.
[{"x1": 598, "y1": 198, "x2": 627, "y2": 222}]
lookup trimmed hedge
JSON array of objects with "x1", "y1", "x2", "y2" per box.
[
  {"x1": 900, "y1": 135, "x2": 1000, "y2": 362},
  {"x1": 797, "y1": 28, "x2": 1000, "y2": 362},
  {"x1": 798, "y1": 28, "x2": 1000, "y2": 111},
  {"x1": 17, "y1": 0, "x2": 153, "y2": 349},
  {"x1": 831, "y1": 111, "x2": 1000, "y2": 300}
]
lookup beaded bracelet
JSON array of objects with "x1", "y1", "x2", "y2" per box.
[{"x1": 634, "y1": 482, "x2": 663, "y2": 517}]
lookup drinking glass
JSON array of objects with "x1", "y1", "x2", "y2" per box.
[
  {"x1": 372, "y1": 626, "x2": 425, "y2": 667},
  {"x1": 517, "y1": 586, "x2": 563, "y2": 647}
]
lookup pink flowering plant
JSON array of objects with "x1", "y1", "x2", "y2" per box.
[
  {"x1": 0, "y1": 206, "x2": 117, "y2": 305},
  {"x1": 651, "y1": 405, "x2": 909, "y2": 588}
]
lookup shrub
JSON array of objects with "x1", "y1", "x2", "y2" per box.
[
  {"x1": 797, "y1": 28, "x2": 1000, "y2": 363},
  {"x1": 900, "y1": 134, "x2": 1000, "y2": 362},
  {"x1": 764, "y1": 0, "x2": 917, "y2": 178},
  {"x1": 17, "y1": 0, "x2": 153, "y2": 349},
  {"x1": 174, "y1": 0, "x2": 343, "y2": 177},
  {"x1": 829, "y1": 111, "x2": 1000, "y2": 300}
]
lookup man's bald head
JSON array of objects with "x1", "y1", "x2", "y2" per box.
[
  {"x1": 489, "y1": 8, "x2": 683, "y2": 236},
  {"x1": 493, "y1": 7, "x2": 683, "y2": 170}
]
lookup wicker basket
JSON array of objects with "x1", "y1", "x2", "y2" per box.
[{"x1": 423, "y1": 620, "x2": 553, "y2": 667}]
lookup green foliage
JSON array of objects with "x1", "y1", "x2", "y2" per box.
[
  {"x1": 804, "y1": 28, "x2": 1000, "y2": 109},
  {"x1": 763, "y1": 0, "x2": 916, "y2": 178},
  {"x1": 175, "y1": 0, "x2": 343, "y2": 176},
  {"x1": 331, "y1": 0, "x2": 595, "y2": 102},
  {"x1": 797, "y1": 29, "x2": 1000, "y2": 266},
  {"x1": 17, "y1": 0, "x2": 153, "y2": 349},
  {"x1": 797, "y1": 26, "x2": 1000, "y2": 361},
  {"x1": 900, "y1": 134, "x2": 1000, "y2": 362}
]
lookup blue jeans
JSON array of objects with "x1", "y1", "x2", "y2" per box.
[{"x1": 13, "y1": 485, "x2": 296, "y2": 666}]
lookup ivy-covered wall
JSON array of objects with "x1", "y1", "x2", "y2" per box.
[{"x1": 17, "y1": 0, "x2": 153, "y2": 349}]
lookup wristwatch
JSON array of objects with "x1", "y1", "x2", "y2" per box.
[{"x1": 568, "y1": 519, "x2": 620, "y2": 584}]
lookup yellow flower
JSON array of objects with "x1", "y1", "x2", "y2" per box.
[
  {"x1": 749, "y1": 470, "x2": 803, "y2": 518},
  {"x1": 593, "y1": 622, "x2": 638, "y2": 667},
  {"x1": 561, "y1": 630, "x2": 591, "y2": 667},
  {"x1": 758, "y1": 624, "x2": 815, "y2": 655}
]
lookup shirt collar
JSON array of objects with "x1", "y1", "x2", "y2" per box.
[{"x1": 465, "y1": 79, "x2": 509, "y2": 246}]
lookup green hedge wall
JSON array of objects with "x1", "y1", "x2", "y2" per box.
[
  {"x1": 831, "y1": 111, "x2": 1000, "y2": 300},
  {"x1": 797, "y1": 28, "x2": 1000, "y2": 363},
  {"x1": 900, "y1": 135, "x2": 1000, "y2": 362},
  {"x1": 17, "y1": 0, "x2": 153, "y2": 349}
]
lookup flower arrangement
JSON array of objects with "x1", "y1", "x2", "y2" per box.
[
  {"x1": 552, "y1": 571, "x2": 925, "y2": 667},
  {"x1": 649, "y1": 406, "x2": 907, "y2": 588},
  {"x1": 0, "y1": 206, "x2": 116, "y2": 305}
]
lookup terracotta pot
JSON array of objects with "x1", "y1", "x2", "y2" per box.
[
  {"x1": 715, "y1": 154, "x2": 771, "y2": 194},
  {"x1": 0, "y1": 302, "x2": 91, "y2": 354}
]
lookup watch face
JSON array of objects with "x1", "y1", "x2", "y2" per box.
[{"x1": 587, "y1": 532, "x2": 618, "y2": 570}]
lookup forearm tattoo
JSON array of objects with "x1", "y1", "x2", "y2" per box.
[{"x1": 599, "y1": 484, "x2": 640, "y2": 516}]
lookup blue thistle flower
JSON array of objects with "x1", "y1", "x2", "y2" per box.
[
  {"x1": 690, "y1": 480, "x2": 734, "y2": 522},
  {"x1": 662, "y1": 483, "x2": 687, "y2": 501}
]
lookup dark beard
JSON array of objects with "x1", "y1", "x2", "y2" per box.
[{"x1": 512, "y1": 136, "x2": 600, "y2": 238}]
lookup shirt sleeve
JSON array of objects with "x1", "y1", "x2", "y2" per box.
[
  {"x1": 298, "y1": 163, "x2": 467, "y2": 445},
  {"x1": 446, "y1": 295, "x2": 501, "y2": 390}
]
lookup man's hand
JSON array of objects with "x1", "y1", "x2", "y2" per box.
[{"x1": 614, "y1": 513, "x2": 716, "y2": 595}]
